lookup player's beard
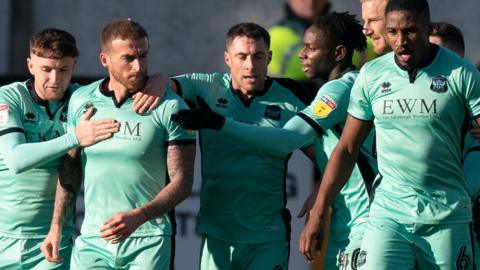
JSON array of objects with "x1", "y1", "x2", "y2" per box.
[{"x1": 111, "y1": 70, "x2": 147, "y2": 93}]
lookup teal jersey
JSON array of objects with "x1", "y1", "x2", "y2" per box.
[
  {"x1": 68, "y1": 79, "x2": 195, "y2": 237},
  {"x1": 463, "y1": 132, "x2": 480, "y2": 195},
  {"x1": 174, "y1": 73, "x2": 308, "y2": 243},
  {"x1": 348, "y1": 47, "x2": 480, "y2": 224},
  {"x1": 297, "y1": 71, "x2": 375, "y2": 241},
  {"x1": 0, "y1": 80, "x2": 74, "y2": 238}
]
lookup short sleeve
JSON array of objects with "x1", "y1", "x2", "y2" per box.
[
  {"x1": 0, "y1": 84, "x2": 24, "y2": 131},
  {"x1": 348, "y1": 68, "x2": 374, "y2": 120},
  {"x1": 300, "y1": 79, "x2": 350, "y2": 134}
]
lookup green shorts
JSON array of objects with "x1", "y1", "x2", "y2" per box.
[
  {"x1": 199, "y1": 234, "x2": 288, "y2": 270},
  {"x1": 0, "y1": 234, "x2": 72, "y2": 270},
  {"x1": 359, "y1": 217, "x2": 473, "y2": 270},
  {"x1": 71, "y1": 235, "x2": 173, "y2": 270},
  {"x1": 324, "y1": 229, "x2": 364, "y2": 270}
]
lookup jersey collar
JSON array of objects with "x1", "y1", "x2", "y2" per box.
[
  {"x1": 99, "y1": 77, "x2": 134, "y2": 108},
  {"x1": 394, "y1": 44, "x2": 439, "y2": 83},
  {"x1": 26, "y1": 78, "x2": 71, "y2": 119},
  {"x1": 230, "y1": 76, "x2": 273, "y2": 107}
]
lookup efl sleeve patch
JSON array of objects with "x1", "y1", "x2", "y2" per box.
[
  {"x1": 0, "y1": 103, "x2": 9, "y2": 124},
  {"x1": 312, "y1": 95, "x2": 337, "y2": 118}
]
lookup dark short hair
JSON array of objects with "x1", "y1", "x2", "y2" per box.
[
  {"x1": 226, "y1": 23, "x2": 270, "y2": 49},
  {"x1": 101, "y1": 19, "x2": 149, "y2": 51},
  {"x1": 430, "y1": 22, "x2": 465, "y2": 56},
  {"x1": 385, "y1": 0, "x2": 430, "y2": 22},
  {"x1": 312, "y1": 12, "x2": 367, "y2": 56},
  {"x1": 29, "y1": 28, "x2": 79, "y2": 59}
]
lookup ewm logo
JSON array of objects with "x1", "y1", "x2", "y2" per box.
[
  {"x1": 382, "y1": 98, "x2": 437, "y2": 115},
  {"x1": 116, "y1": 121, "x2": 142, "y2": 141}
]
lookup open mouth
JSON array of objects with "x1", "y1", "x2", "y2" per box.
[
  {"x1": 397, "y1": 51, "x2": 413, "y2": 63},
  {"x1": 243, "y1": 75, "x2": 258, "y2": 83}
]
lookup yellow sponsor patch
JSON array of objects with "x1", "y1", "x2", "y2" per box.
[{"x1": 312, "y1": 95, "x2": 337, "y2": 118}]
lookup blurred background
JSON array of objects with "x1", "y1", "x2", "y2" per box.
[{"x1": 1, "y1": 1, "x2": 478, "y2": 269}]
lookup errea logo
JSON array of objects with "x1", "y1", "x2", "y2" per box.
[
  {"x1": 215, "y1": 97, "x2": 228, "y2": 108},
  {"x1": 381, "y1": 82, "x2": 391, "y2": 93}
]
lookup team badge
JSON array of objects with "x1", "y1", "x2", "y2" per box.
[
  {"x1": 313, "y1": 95, "x2": 337, "y2": 118},
  {"x1": 264, "y1": 105, "x2": 281, "y2": 120},
  {"x1": 430, "y1": 76, "x2": 448, "y2": 93},
  {"x1": 0, "y1": 103, "x2": 9, "y2": 125}
]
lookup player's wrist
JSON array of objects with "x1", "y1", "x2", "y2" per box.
[{"x1": 135, "y1": 207, "x2": 150, "y2": 223}]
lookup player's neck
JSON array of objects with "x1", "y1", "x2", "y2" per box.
[
  {"x1": 328, "y1": 63, "x2": 355, "y2": 82},
  {"x1": 107, "y1": 79, "x2": 133, "y2": 102}
]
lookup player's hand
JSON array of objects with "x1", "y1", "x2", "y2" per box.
[
  {"x1": 132, "y1": 73, "x2": 169, "y2": 114},
  {"x1": 470, "y1": 127, "x2": 480, "y2": 139},
  {"x1": 100, "y1": 208, "x2": 148, "y2": 244},
  {"x1": 40, "y1": 225, "x2": 63, "y2": 263},
  {"x1": 299, "y1": 209, "x2": 326, "y2": 263},
  {"x1": 75, "y1": 107, "x2": 119, "y2": 147},
  {"x1": 171, "y1": 97, "x2": 225, "y2": 130}
]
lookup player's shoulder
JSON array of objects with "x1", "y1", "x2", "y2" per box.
[
  {"x1": 155, "y1": 88, "x2": 189, "y2": 112},
  {"x1": 270, "y1": 77, "x2": 313, "y2": 105},
  {"x1": 324, "y1": 70, "x2": 358, "y2": 91},
  {"x1": 361, "y1": 51, "x2": 394, "y2": 73},
  {"x1": 0, "y1": 80, "x2": 29, "y2": 98},
  {"x1": 70, "y1": 79, "x2": 102, "y2": 100},
  {"x1": 0, "y1": 80, "x2": 32, "y2": 108}
]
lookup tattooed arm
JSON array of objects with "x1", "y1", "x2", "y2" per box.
[
  {"x1": 100, "y1": 144, "x2": 196, "y2": 243},
  {"x1": 41, "y1": 148, "x2": 82, "y2": 263}
]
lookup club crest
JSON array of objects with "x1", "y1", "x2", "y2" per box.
[{"x1": 430, "y1": 76, "x2": 448, "y2": 93}]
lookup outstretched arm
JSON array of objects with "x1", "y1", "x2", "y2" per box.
[
  {"x1": 299, "y1": 115, "x2": 373, "y2": 262},
  {"x1": 100, "y1": 143, "x2": 196, "y2": 243},
  {"x1": 0, "y1": 107, "x2": 118, "y2": 174},
  {"x1": 220, "y1": 115, "x2": 318, "y2": 156},
  {"x1": 41, "y1": 147, "x2": 83, "y2": 263}
]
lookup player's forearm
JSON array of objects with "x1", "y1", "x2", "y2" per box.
[
  {"x1": 310, "y1": 143, "x2": 359, "y2": 219},
  {"x1": 0, "y1": 131, "x2": 78, "y2": 174},
  {"x1": 221, "y1": 116, "x2": 314, "y2": 156},
  {"x1": 52, "y1": 148, "x2": 82, "y2": 226},
  {"x1": 139, "y1": 144, "x2": 195, "y2": 220}
]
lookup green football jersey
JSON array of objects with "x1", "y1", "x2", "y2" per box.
[
  {"x1": 0, "y1": 80, "x2": 74, "y2": 238},
  {"x1": 348, "y1": 47, "x2": 480, "y2": 224},
  {"x1": 463, "y1": 132, "x2": 480, "y2": 195},
  {"x1": 68, "y1": 79, "x2": 195, "y2": 237},
  {"x1": 297, "y1": 70, "x2": 375, "y2": 240},
  {"x1": 174, "y1": 73, "x2": 308, "y2": 243}
]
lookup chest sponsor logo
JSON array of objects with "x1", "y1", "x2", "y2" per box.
[
  {"x1": 215, "y1": 97, "x2": 228, "y2": 108},
  {"x1": 264, "y1": 105, "x2": 281, "y2": 120},
  {"x1": 313, "y1": 95, "x2": 337, "y2": 118},
  {"x1": 25, "y1": 112, "x2": 36, "y2": 124},
  {"x1": 116, "y1": 121, "x2": 142, "y2": 141},
  {"x1": 381, "y1": 81, "x2": 392, "y2": 93},
  {"x1": 381, "y1": 98, "x2": 438, "y2": 119},
  {"x1": 0, "y1": 103, "x2": 9, "y2": 125},
  {"x1": 430, "y1": 76, "x2": 448, "y2": 93}
]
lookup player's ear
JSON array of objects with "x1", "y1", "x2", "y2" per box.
[
  {"x1": 267, "y1": 50, "x2": 272, "y2": 65},
  {"x1": 26, "y1": 57, "x2": 34, "y2": 75},
  {"x1": 224, "y1": 51, "x2": 231, "y2": 69},
  {"x1": 334, "y1": 45, "x2": 347, "y2": 62},
  {"x1": 99, "y1": 52, "x2": 109, "y2": 69}
]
